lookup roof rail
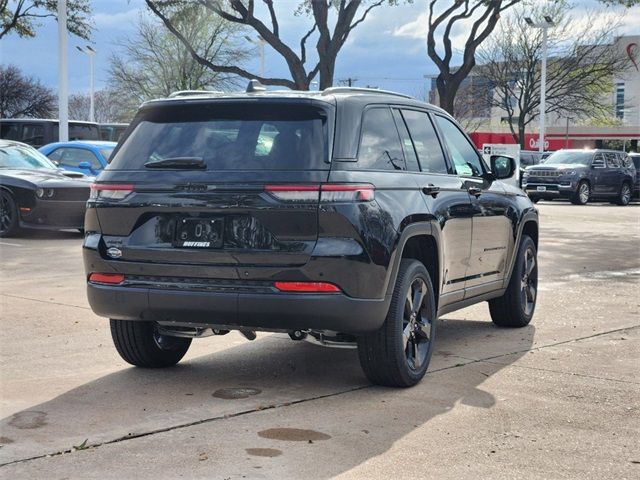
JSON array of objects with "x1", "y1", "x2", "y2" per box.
[
  {"x1": 168, "y1": 90, "x2": 223, "y2": 98},
  {"x1": 321, "y1": 87, "x2": 413, "y2": 99}
]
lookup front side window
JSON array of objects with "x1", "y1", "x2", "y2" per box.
[
  {"x1": 434, "y1": 115, "x2": 483, "y2": 177},
  {"x1": 357, "y1": 107, "x2": 405, "y2": 171},
  {"x1": 109, "y1": 103, "x2": 328, "y2": 171},
  {"x1": 48, "y1": 147, "x2": 102, "y2": 169},
  {"x1": 21, "y1": 124, "x2": 44, "y2": 146},
  {"x1": 392, "y1": 110, "x2": 420, "y2": 172},
  {"x1": 401, "y1": 110, "x2": 448, "y2": 174}
]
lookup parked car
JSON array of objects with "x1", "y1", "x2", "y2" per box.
[
  {"x1": 522, "y1": 149, "x2": 635, "y2": 205},
  {"x1": 99, "y1": 123, "x2": 128, "y2": 142},
  {"x1": 519, "y1": 150, "x2": 552, "y2": 188},
  {"x1": 84, "y1": 84, "x2": 539, "y2": 387},
  {"x1": 39, "y1": 141, "x2": 117, "y2": 176},
  {"x1": 629, "y1": 152, "x2": 640, "y2": 198},
  {"x1": 0, "y1": 140, "x2": 92, "y2": 237},
  {"x1": 0, "y1": 119, "x2": 100, "y2": 148}
]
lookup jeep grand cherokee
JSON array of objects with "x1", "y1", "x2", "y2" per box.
[{"x1": 83, "y1": 83, "x2": 539, "y2": 387}]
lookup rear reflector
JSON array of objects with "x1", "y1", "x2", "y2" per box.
[
  {"x1": 90, "y1": 184, "x2": 134, "y2": 200},
  {"x1": 274, "y1": 281, "x2": 341, "y2": 293},
  {"x1": 265, "y1": 184, "x2": 374, "y2": 203},
  {"x1": 89, "y1": 273, "x2": 125, "y2": 285}
]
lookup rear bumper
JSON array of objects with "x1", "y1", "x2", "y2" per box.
[{"x1": 87, "y1": 283, "x2": 389, "y2": 334}]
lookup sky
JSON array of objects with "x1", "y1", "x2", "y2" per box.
[{"x1": 0, "y1": 0, "x2": 638, "y2": 99}]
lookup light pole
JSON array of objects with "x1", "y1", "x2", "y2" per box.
[
  {"x1": 244, "y1": 36, "x2": 267, "y2": 78},
  {"x1": 58, "y1": 0, "x2": 68, "y2": 141},
  {"x1": 525, "y1": 15, "x2": 554, "y2": 153},
  {"x1": 76, "y1": 45, "x2": 97, "y2": 122}
]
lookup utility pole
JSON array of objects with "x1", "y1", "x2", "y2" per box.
[
  {"x1": 525, "y1": 15, "x2": 554, "y2": 153},
  {"x1": 339, "y1": 78, "x2": 357, "y2": 87},
  {"x1": 58, "y1": 0, "x2": 68, "y2": 141}
]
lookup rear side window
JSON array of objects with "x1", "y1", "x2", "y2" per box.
[
  {"x1": 434, "y1": 115, "x2": 483, "y2": 177},
  {"x1": 605, "y1": 152, "x2": 620, "y2": 168},
  {"x1": 109, "y1": 103, "x2": 328, "y2": 170},
  {"x1": 69, "y1": 123, "x2": 100, "y2": 141},
  {"x1": 401, "y1": 110, "x2": 448, "y2": 174},
  {"x1": 357, "y1": 107, "x2": 405, "y2": 171},
  {"x1": 392, "y1": 110, "x2": 419, "y2": 172},
  {"x1": 1, "y1": 123, "x2": 21, "y2": 140}
]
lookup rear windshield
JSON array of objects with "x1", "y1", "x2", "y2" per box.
[{"x1": 108, "y1": 103, "x2": 329, "y2": 171}]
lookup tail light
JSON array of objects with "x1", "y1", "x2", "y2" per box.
[
  {"x1": 90, "y1": 184, "x2": 134, "y2": 200},
  {"x1": 88, "y1": 273, "x2": 125, "y2": 285},
  {"x1": 274, "y1": 281, "x2": 341, "y2": 293},
  {"x1": 265, "y1": 184, "x2": 374, "y2": 203}
]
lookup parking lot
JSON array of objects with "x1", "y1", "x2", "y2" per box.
[{"x1": 0, "y1": 201, "x2": 638, "y2": 479}]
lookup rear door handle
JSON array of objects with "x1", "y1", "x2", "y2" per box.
[
  {"x1": 422, "y1": 184, "x2": 440, "y2": 197},
  {"x1": 468, "y1": 186, "x2": 482, "y2": 197}
]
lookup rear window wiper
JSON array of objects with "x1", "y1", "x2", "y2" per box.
[{"x1": 144, "y1": 157, "x2": 206, "y2": 169}]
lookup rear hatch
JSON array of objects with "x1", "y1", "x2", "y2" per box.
[{"x1": 92, "y1": 98, "x2": 333, "y2": 268}]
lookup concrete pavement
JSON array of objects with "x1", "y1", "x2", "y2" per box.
[{"x1": 0, "y1": 202, "x2": 638, "y2": 479}]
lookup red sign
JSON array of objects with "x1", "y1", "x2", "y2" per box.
[{"x1": 469, "y1": 132, "x2": 570, "y2": 151}]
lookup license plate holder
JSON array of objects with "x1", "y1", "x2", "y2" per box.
[
  {"x1": 174, "y1": 217, "x2": 224, "y2": 248},
  {"x1": 536, "y1": 186, "x2": 547, "y2": 192}
]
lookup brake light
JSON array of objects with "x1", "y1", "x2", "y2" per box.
[
  {"x1": 88, "y1": 273, "x2": 125, "y2": 285},
  {"x1": 274, "y1": 281, "x2": 341, "y2": 293},
  {"x1": 90, "y1": 184, "x2": 134, "y2": 200},
  {"x1": 264, "y1": 184, "x2": 320, "y2": 202},
  {"x1": 265, "y1": 184, "x2": 374, "y2": 203}
]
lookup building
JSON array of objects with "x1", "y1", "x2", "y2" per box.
[{"x1": 428, "y1": 35, "x2": 640, "y2": 151}]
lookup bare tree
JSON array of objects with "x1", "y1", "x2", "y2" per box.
[
  {"x1": 68, "y1": 90, "x2": 132, "y2": 123},
  {"x1": 108, "y1": 6, "x2": 250, "y2": 120},
  {"x1": 145, "y1": 0, "x2": 405, "y2": 90},
  {"x1": 0, "y1": 64, "x2": 56, "y2": 118},
  {"x1": 0, "y1": 0, "x2": 92, "y2": 40},
  {"x1": 477, "y1": 0, "x2": 629, "y2": 148},
  {"x1": 426, "y1": 0, "x2": 521, "y2": 115}
]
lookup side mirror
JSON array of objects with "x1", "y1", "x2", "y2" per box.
[
  {"x1": 77, "y1": 161, "x2": 98, "y2": 174},
  {"x1": 490, "y1": 155, "x2": 516, "y2": 180}
]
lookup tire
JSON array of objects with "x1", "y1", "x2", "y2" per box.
[
  {"x1": 0, "y1": 190, "x2": 20, "y2": 238},
  {"x1": 489, "y1": 235, "x2": 537, "y2": 328},
  {"x1": 110, "y1": 320, "x2": 191, "y2": 368},
  {"x1": 615, "y1": 182, "x2": 632, "y2": 206},
  {"x1": 571, "y1": 181, "x2": 590, "y2": 205},
  {"x1": 357, "y1": 259, "x2": 436, "y2": 387}
]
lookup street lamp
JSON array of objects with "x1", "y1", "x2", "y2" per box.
[
  {"x1": 244, "y1": 36, "x2": 267, "y2": 78},
  {"x1": 58, "y1": 0, "x2": 68, "y2": 141},
  {"x1": 76, "y1": 45, "x2": 97, "y2": 122},
  {"x1": 524, "y1": 16, "x2": 554, "y2": 153}
]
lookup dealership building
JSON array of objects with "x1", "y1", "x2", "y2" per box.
[{"x1": 429, "y1": 35, "x2": 640, "y2": 151}]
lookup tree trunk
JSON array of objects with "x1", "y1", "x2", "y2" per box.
[
  {"x1": 518, "y1": 118, "x2": 526, "y2": 150},
  {"x1": 436, "y1": 76, "x2": 454, "y2": 114}
]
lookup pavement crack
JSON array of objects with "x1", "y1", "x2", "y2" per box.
[
  {"x1": 1, "y1": 323, "x2": 638, "y2": 468},
  {"x1": 0, "y1": 293, "x2": 90, "y2": 311}
]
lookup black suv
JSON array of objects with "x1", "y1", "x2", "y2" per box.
[
  {"x1": 83, "y1": 85, "x2": 539, "y2": 387},
  {"x1": 523, "y1": 149, "x2": 635, "y2": 205}
]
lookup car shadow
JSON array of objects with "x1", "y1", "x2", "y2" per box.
[
  {"x1": 0, "y1": 318, "x2": 534, "y2": 474},
  {"x1": 11, "y1": 229, "x2": 83, "y2": 240}
]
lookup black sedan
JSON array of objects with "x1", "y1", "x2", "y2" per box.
[{"x1": 0, "y1": 140, "x2": 91, "y2": 237}]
